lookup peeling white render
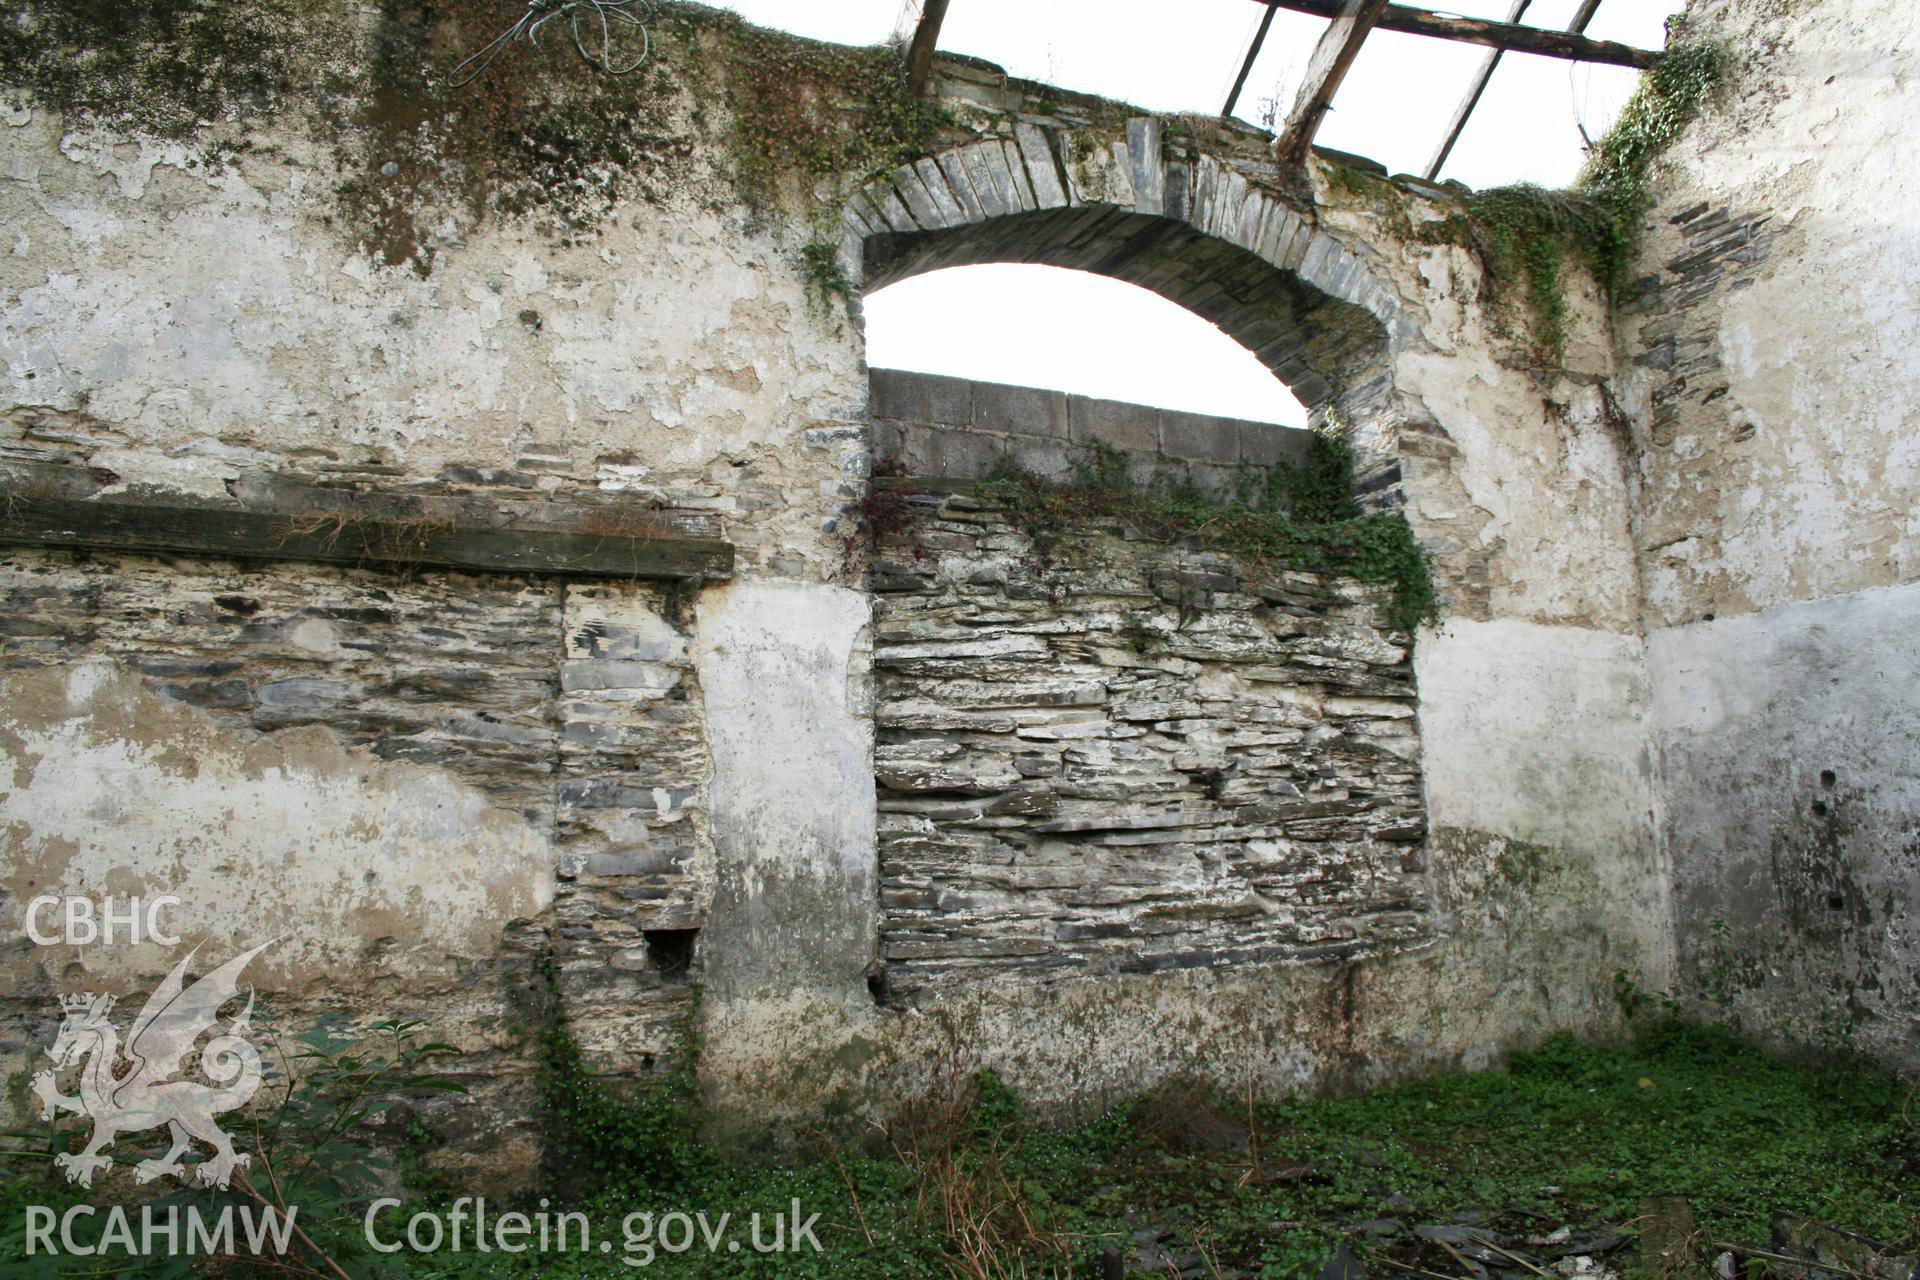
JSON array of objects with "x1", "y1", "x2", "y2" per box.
[
  {"x1": 0, "y1": 0, "x2": 1912, "y2": 1171},
  {"x1": 1621, "y1": 0, "x2": 1920, "y2": 1070},
  {"x1": 0, "y1": 111, "x2": 865, "y2": 575},
  {"x1": 0, "y1": 660, "x2": 554, "y2": 992},
  {"x1": 692, "y1": 578, "x2": 878, "y2": 1000},
  {"x1": 1651, "y1": 580, "x2": 1920, "y2": 1068},
  {"x1": 1415, "y1": 619, "x2": 1657, "y2": 859}
]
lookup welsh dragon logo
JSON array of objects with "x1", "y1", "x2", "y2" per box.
[{"x1": 32, "y1": 941, "x2": 274, "y2": 1190}]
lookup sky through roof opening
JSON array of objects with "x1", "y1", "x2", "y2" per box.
[
  {"x1": 714, "y1": 0, "x2": 1685, "y2": 188},
  {"x1": 864, "y1": 265, "x2": 1310, "y2": 426},
  {"x1": 717, "y1": 0, "x2": 1684, "y2": 416}
]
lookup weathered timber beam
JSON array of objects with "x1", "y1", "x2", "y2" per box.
[
  {"x1": 1422, "y1": 0, "x2": 1532, "y2": 180},
  {"x1": 0, "y1": 468, "x2": 734, "y2": 582},
  {"x1": 1272, "y1": 0, "x2": 1390, "y2": 168},
  {"x1": 1245, "y1": 0, "x2": 1659, "y2": 69},
  {"x1": 1423, "y1": 0, "x2": 1610, "y2": 179},
  {"x1": 1222, "y1": 1, "x2": 1280, "y2": 118},
  {"x1": 905, "y1": 0, "x2": 953, "y2": 99}
]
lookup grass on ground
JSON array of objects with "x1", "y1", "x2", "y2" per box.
[{"x1": 1, "y1": 1023, "x2": 1913, "y2": 1279}]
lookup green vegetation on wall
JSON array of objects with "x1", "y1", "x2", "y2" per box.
[
  {"x1": 0, "y1": 0, "x2": 341, "y2": 143},
  {"x1": 0, "y1": 0, "x2": 947, "y2": 275},
  {"x1": 977, "y1": 435, "x2": 1437, "y2": 636},
  {"x1": 533, "y1": 957, "x2": 706, "y2": 1201},
  {"x1": 675, "y1": 13, "x2": 949, "y2": 317},
  {"x1": 1421, "y1": 42, "x2": 1726, "y2": 359},
  {"x1": 1579, "y1": 41, "x2": 1728, "y2": 288},
  {"x1": 335, "y1": 0, "x2": 690, "y2": 267},
  {"x1": 681, "y1": 15, "x2": 949, "y2": 221},
  {"x1": 799, "y1": 238, "x2": 859, "y2": 318}
]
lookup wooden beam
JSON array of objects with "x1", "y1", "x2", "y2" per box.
[
  {"x1": 1271, "y1": 0, "x2": 1390, "y2": 168},
  {"x1": 1222, "y1": 1, "x2": 1279, "y2": 119},
  {"x1": 1423, "y1": 0, "x2": 1613, "y2": 180},
  {"x1": 0, "y1": 467, "x2": 734, "y2": 583},
  {"x1": 1422, "y1": 0, "x2": 1531, "y2": 181},
  {"x1": 904, "y1": 0, "x2": 952, "y2": 99},
  {"x1": 1244, "y1": 0, "x2": 1659, "y2": 69}
]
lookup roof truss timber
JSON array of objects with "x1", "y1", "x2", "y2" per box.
[
  {"x1": 1271, "y1": 0, "x2": 1392, "y2": 167},
  {"x1": 1244, "y1": 0, "x2": 1656, "y2": 70},
  {"x1": 903, "y1": 0, "x2": 1660, "y2": 181}
]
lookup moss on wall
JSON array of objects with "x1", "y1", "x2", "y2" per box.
[
  {"x1": 1, "y1": 0, "x2": 950, "y2": 270},
  {"x1": 330, "y1": 0, "x2": 692, "y2": 268},
  {"x1": 0, "y1": 0, "x2": 345, "y2": 144},
  {"x1": 1448, "y1": 42, "x2": 1726, "y2": 359},
  {"x1": 679, "y1": 13, "x2": 949, "y2": 225}
]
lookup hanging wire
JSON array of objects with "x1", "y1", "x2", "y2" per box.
[{"x1": 448, "y1": 0, "x2": 654, "y2": 88}]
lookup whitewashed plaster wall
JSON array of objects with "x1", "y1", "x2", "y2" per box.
[
  {"x1": 1628, "y1": 0, "x2": 1920, "y2": 1068},
  {"x1": 0, "y1": 1, "x2": 1710, "y2": 1150}
]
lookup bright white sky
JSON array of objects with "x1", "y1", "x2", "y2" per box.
[{"x1": 713, "y1": 0, "x2": 1685, "y2": 424}]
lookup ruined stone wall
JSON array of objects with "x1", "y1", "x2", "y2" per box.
[
  {"x1": 1625, "y1": 0, "x2": 1920, "y2": 1069},
  {"x1": 0, "y1": 546, "x2": 709, "y2": 1182},
  {"x1": 871, "y1": 497, "x2": 1427, "y2": 997},
  {"x1": 0, "y1": 5, "x2": 876, "y2": 1164},
  {"x1": 0, "y1": 0, "x2": 1688, "y2": 1166},
  {"x1": 842, "y1": 479, "x2": 1664, "y2": 1122}
]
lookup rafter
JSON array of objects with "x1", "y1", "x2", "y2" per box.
[
  {"x1": 1222, "y1": 1, "x2": 1281, "y2": 119},
  {"x1": 905, "y1": 0, "x2": 953, "y2": 99},
  {"x1": 1422, "y1": 0, "x2": 1614, "y2": 180},
  {"x1": 1243, "y1": 0, "x2": 1659, "y2": 70},
  {"x1": 1422, "y1": 0, "x2": 1533, "y2": 181},
  {"x1": 1271, "y1": 0, "x2": 1390, "y2": 167}
]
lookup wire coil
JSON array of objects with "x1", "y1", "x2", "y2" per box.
[{"x1": 448, "y1": 0, "x2": 654, "y2": 88}]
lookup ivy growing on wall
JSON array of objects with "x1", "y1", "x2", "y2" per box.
[
  {"x1": 1579, "y1": 41, "x2": 1727, "y2": 288},
  {"x1": 1, "y1": 0, "x2": 948, "y2": 278},
  {"x1": 1439, "y1": 42, "x2": 1726, "y2": 358},
  {"x1": 972, "y1": 436, "x2": 1437, "y2": 636},
  {"x1": 533, "y1": 953, "x2": 707, "y2": 1201}
]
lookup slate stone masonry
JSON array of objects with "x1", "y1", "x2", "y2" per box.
[
  {"x1": 1624, "y1": 203, "x2": 1782, "y2": 448},
  {"x1": 0, "y1": 552, "x2": 708, "y2": 1075},
  {"x1": 868, "y1": 492, "x2": 1431, "y2": 998}
]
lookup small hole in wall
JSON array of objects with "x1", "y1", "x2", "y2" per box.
[
  {"x1": 865, "y1": 965, "x2": 889, "y2": 1007},
  {"x1": 1827, "y1": 894, "x2": 1845, "y2": 911},
  {"x1": 1820, "y1": 769, "x2": 1837, "y2": 789},
  {"x1": 643, "y1": 929, "x2": 696, "y2": 980},
  {"x1": 1812, "y1": 799, "x2": 1829, "y2": 817}
]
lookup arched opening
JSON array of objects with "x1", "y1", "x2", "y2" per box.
[
  {"x1": 864, "y1": 263, "x2": 1309, "y2": 426},
  {"x1": 836, "y1": 127, "x2": 1407, "y2": 509},
  {"x1": 851, "y1": 144, "x2": 1428, "y2": 1003},
  {"x1": 859, "y1": 200, "x2": 1389, "y2": 415}
]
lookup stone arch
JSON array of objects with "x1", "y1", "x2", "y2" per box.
[
  {"x1": 847, "y1": 122, "x2": 1446, "y2": 1020},
  {"x1": 837, "y1": 119, "x2": 1408, "y2": 422}
]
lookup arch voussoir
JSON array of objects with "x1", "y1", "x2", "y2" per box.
[{"x1": 850, "y1": 114, "x2": 1405, "y2": 419}]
